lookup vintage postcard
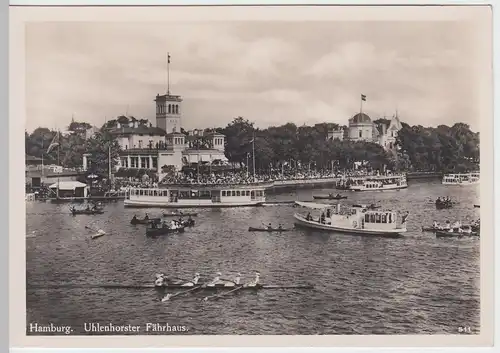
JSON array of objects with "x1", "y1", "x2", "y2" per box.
[{"x1": 10, "y1": 3, "x2": 494, "y2": 349}]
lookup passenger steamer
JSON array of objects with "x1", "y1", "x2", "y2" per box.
[
  {"x1": 293, "y1": 201, "x2": 408, "y2": 236},
  {"x1": 124, "y1": 182, "x2": 270, "y2": 208},
  {"x1": 442, "y1": 172, "x2": 480, "y2": 185},
  {"x1": 348, "y1": 174, "x2": 408, "y2": 191}
]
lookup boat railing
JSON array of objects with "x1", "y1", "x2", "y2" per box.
[{"x1": 159, "y1": 181, "x2": 275, "y2": 188}]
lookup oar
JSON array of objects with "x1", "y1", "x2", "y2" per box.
[
  {"x1": 202, "y1": 285, "x2": 244, "y2": 302},
  {"x1": 162, "y1": 285, "x2": 202, "y2": 301},
  {"x1": 85, "y1": 225, "x2": 99, "y2": 232}
]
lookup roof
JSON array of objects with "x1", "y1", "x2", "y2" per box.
[
  {"x1": 48, "y1": 181, "x2": 87, "y2": 190},
  {"x1": 108, "y1": 126, "x2": 167, "y2": 136},
  {"x1": 349, "y1": 113, "x2": 372, "y2": 125},
  {"x1": 154, "y1": 94, "x2": 183, "y2": 102}
]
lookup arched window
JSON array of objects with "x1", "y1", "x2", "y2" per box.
[
  {"x1": 176, "y1": 105, "x2": 179, "y2": 114},
  {"x1": 168, "y1": 104, "x2": 171, "y2": 114}
]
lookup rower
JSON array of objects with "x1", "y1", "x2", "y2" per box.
[
  {"x1": 144, "y1": 213, "x2": 149, "y2": 220},
  {"x1": 306, "y1": 212, "x2": 312, "y2": 221},
  {"x1": 278, "y1": 224, "x2": 283, "y2": 230},
  {"x1": 433, "y1": 220, "x2": 439, "y2": 228},
  {"x1": 245, "y1": 272, "x2": 260, "y2": 288},
  {"x1": 267, "y1": 223, "x2": 272, "y2": 230},
  {"x1": 205, "y1": 272, "x2": 222, "y2": 287},
  {"x1": 155, "y1": 273, "x2": 166, "y2": 287},
  {"x1": 235, "y1": 273, "x2": 241, "y2": 285},
  {"x1": 182, "y1": 273, "x2": 200, "y2": 287},
  {"x1": 444, "y1": 220, "x2": 451, "y2": 229}
]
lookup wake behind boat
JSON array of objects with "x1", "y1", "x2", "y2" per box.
[{"x1": 293, "y1": 201, "x2": 408, "y2": 236}]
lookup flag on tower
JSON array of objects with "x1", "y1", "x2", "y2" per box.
[
  {"x1": 167, "y1": 53, "x2": 171, "y2": 64},
  {"x1": 361, "y1": 94, "x2": 367, "y2": 101}
]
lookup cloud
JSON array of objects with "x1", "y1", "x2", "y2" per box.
[{"x1": 25, "y1": 21, "x2": 484, "y2": 132}]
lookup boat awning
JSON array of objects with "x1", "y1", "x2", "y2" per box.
[
  {"x1": 294, "y1": 201, "x2": 330, "y2": 209},
  {"x1": 49, "y1": 181, "x2": 87, "y2": 190}
]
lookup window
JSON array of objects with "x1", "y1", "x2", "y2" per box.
[
  {"x1": 152, "y1": 157, "x2": 158, "y2": 169},
  {"x1": 365, "y1": 214, "x2": 370, "y2": 223},
  {"x1": 370, "y1": 214, "x2": 375, "y2": 223},
  {"x1": 222, "y1": 191, "x2": 226, "y2": 197},
  {"x1": 246, "y1": 190, "x2": 250, "y2": 196},
  {"x1": 359, "y1": 130, "x2": 362, "y2": 138},
  {"x1": 382, "y1": 214, "x2": 387, "y2": 223},
  {"x1": 376, "y1": 214, "x2": 381, "y2": 223},
  {"x1": 236, "y1": 191, "x2": 241, "y2": 196},
  {"x1": 130, "y1": 157, "x2": 139, "y2": 168},
  {"x1": 232, "y1": 190, "x2": 236, "y2": 196}
]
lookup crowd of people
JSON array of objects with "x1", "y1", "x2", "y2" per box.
[{"x1": 157, "y1": 168, "x2": 389, "y2": 186}]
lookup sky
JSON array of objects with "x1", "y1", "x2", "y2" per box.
[{"x1": 25, "y1": 20, "x2": 486, "y2": 132}]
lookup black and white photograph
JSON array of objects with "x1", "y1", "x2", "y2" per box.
[{"x1": 10, "y1": 3, "x2": 494, "y2": 348}]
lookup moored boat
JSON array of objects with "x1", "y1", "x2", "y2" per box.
[
  {"x1": 442, "y1": 172, "x2": 480, "y2": 185},
  {"x1": 293, "y1": 201, "x2": 408, "y2": 236},
  {"x1": 248, "y1": 226, "x2": 293, "y2": 232},
  {"x1": 124, "y1": 182, "x2": 270, "y2": 208}
]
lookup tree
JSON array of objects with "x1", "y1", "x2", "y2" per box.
[{"x1": 85, "y1": 131, "x2": 121, "y2": 176}]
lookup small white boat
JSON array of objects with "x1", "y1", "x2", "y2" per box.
[
  {"x1": 293, "y1": 201, "x2": 408, "y2": 236},
  {"x1": 91, "y1": 229, "x2": 106, "y2": 239}
]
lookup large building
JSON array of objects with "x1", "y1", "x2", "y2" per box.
[
  {"x1": 327, "y1": 112, "x2": 402, "y2": 150},
  {"x1": 113, "y1": 91, "x2": 227, "y2": 179}
]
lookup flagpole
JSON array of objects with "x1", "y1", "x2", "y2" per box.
[
  {"x1": 252, "y1": 133, "x2": 256, "y2": 182},
  {"x1": 167, "y1": 52, "x2": 170, "y2": 95}
]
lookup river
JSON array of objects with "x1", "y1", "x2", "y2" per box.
[{"x1": 25, "y1": 179, "x2": 480, "y2": 335}]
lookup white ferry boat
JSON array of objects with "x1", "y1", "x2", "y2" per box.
[
  {"x1": 348, "y1": 174, "x2": 408, "y2": 191},
  {"x1": 124, "y1": 182, "x2": 270, "y2": 208},
  {"x1": 442, "y1": 172, "x2": 480, "y2": 185},
  {"x1": 293, "y1": 201, "x2": 408, "y2": 236}
]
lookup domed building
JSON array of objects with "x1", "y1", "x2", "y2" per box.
[{"x1": 348, "y1": 113, "x2": 375, "y2": 141}]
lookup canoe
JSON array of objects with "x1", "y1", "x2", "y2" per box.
[
  {"x1": 91, "y1": 230, "x2": 106, "y2": 239},
  {"x1": 70, "y1": 208, "x2": 104, "y2": 215},
  {"x1": 474, "y1": 204, "x2": 480, "y2": 208},
  {"x1": 435, "y1": 230, "x2": 479, "y2": 238},
  {"x1": 313, "y1": 195, "x2": 348, "y2": 200},
  {"x1": 146, "y1": 226, "x2": 185, "y2": 237},
  {"x1": 163, "y1": 212, "x2": 198, "y2": 217},
  {"x1": 130, "y1": 217, "x2": 161, "y2": 225},
  {"x1": 248, "y1": 227, "x2": 293, "y2": 232}
]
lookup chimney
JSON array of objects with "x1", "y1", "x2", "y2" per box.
[{"x1": 382, "y1": 123, "x2": 387, "y2": 136}]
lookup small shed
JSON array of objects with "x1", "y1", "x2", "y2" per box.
[{"x1": 49, "y1": 181, "x2": 88, "y2": 198}]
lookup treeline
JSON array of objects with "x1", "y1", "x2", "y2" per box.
[
  {"x1": 25, "y1": 123, "x2": 120, "y2": 175},
  {"x1": 25, "y1": 115, "x2": 480, "y2": 175},
  {"x1": 217, "y1": 117, "x2": 479, "y2": 173}
]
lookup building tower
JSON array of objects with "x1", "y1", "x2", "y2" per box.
[
  {"x1": 155, "y1": 93, "x2": 183, "y2": 133},
  {"x1": 155, "y1": 52, "x2": 183, "y2": 133}
]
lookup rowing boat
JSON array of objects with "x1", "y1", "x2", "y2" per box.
[
  {"x1": 163, "y1": 212, "x2": 198, "y2": 217},
  {"x1": 435, "y1": 230, "x2": 479, "y2": 238},
  {"x1": 248, "y1": 227, "x2": 293, "y2": 232},
  {"x1": 474, "y1": 204, "x2": 480, "y2": 208},
  {"x1": 70, "y1": 208, "x2": 104, "y2": 215},
  {"x1": 156, "y1": 283, "x2": 313, "y2": 290},
  {"x1": 146, "y1": 225, "x2": 185, "y2": 236},
  {"x1": 130, "y1": 217, "x2": 161, "y2": 225},
  {"x1": 312, "y1": 195, "x2": 347, "y2": 200}
]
